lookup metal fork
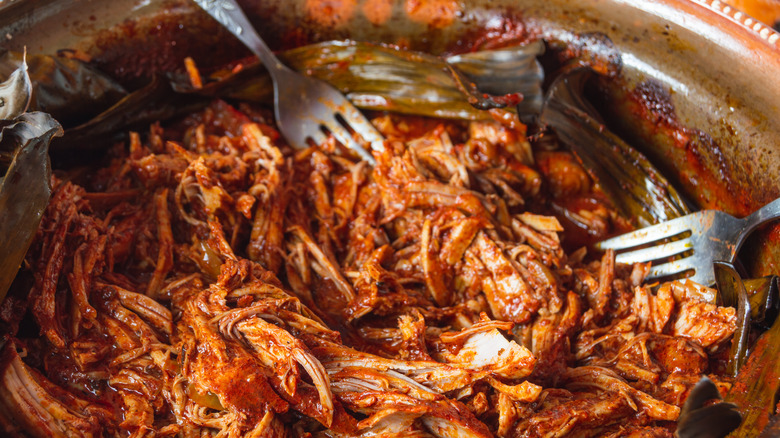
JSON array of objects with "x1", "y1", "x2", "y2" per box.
[
  {"x1": 193, "y1": 0, "x2": 384, "y2": 164},
  {"x1": 596, "y1": 197, "x2": 780, "y2": 286}
]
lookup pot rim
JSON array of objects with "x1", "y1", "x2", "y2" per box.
[
  {"x1": 694, "y1": 0, "x2": 780, "y2": 48},
  {"x1": 646, "y1": 0, "x2": 780, "y2": 54}
]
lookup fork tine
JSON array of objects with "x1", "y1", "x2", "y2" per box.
[
  {"x1": 278, "y1": 123, "x2": 310, "y2": 151},
  {"x1": 614, "y1": 238, "x2": 693, "y2": 265},
  {"x1": 307, "y1": 129, "x2": 328, "y2": 149},
  {"x1": 196, "y1": 0, "x2": 386, "y2": 164},
  {"x1": 338, "y1": 106, "x2": 385, "y2": 152},
  {"x1": 325, "y1": 120, "x2": 377, "y2": 165},
  {"x1": 596, "y1": 216, "x2": 693, "y2": 251},
  {"x1": 645, "y1": 257, "x2": 697, "y2": 281}
]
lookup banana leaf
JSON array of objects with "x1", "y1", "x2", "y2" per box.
[
  {"x1": 0, "y1": 51, "x2": 31, "y2": 120},
  {"x1": 715, "y1": 264, "x2": 780, "y2": 436},
  {"x1": 51, "y1": 40, "x2": 545, "y2": 153},
  {"x1": 0, "y1": 49, "x2": 127, "y2": 128},
  {"x1": 676, "y1": 376, "x2": 741, "y2": 438},
  {"x1": 0, "y1": 55, "x2": 64, "y2": 304},
  {"x1": 0, "y1": 114, "x2": 63, "y2": 301},
  {"x1": 540, "y1": 67, "x2": 692, "y2": 228},
  {"x1": 52, "y1": 76, "x2": 204, "y2": 154},
  {"x1": 171, "y1": 40, "x2": 544, "y2": 120},
  {"x1": 679, "y1": 265, "x2": 780, "y2": 437},
  {"x1": 743, "y1": 275, "x2": 779, "y2": 328},
  {"x1": 725, "y1": 302, "x2": 780, "y2": 436},
  {"x1": 714, "y1": 261, "x2": 752, "y2": 377}
]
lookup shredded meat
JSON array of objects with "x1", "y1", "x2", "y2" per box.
[{"x1": 2, "y1": 100, "x2": 737, "y2": 437}]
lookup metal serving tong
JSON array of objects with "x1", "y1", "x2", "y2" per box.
[
  {"x1": 597, "y1": 197, "x2": 780, "y2": 286},
  {"x1": 193, "y1": 0, "x2": 384, "y2": 164}
]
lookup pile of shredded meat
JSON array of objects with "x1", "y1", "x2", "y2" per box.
[{"x1": 0, "y1": 100, "x2": 737, "y2": 437}]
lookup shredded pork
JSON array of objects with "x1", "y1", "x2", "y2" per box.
[{"x1": 0, "y1": 101, "x2": 736, "y2": 437}]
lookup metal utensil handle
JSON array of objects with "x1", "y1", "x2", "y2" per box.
[
  {"x1": 731, "y1": 196, "x2": 780, "y2": 260},
  {"x1": 192, "y1": 0, "x2": 286, "y2": 77},
  {"x1": 742, "y1": 196, "x2": 780, "y2": 235}
]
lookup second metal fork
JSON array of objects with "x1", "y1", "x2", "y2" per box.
[{"x1": 596, "y1": 197, "x2": 780, "y2": 286}]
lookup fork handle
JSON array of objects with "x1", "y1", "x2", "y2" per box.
[
  {"x1": 193, "y1": 0, "x2": 288, "y2": 78},
  {"x1": 741, "y1": 196, "x2": 780, "y2": 237}
]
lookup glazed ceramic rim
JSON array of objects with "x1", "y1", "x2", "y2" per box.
[{"x1": 693, "y1": 0, "x2": 780, "y2": 48}]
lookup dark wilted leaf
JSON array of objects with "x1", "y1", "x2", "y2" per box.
[
  {"x1": 540, "y1": 67, "x2": 691, "y2": 228},
  {"x1": 725, "y1": 296, "x2": 780, "y2": 436},
  {"x1": 51, "y1": 76, "x2": 205, "y2": 154},
  {"x1": 0, "y1": 49, "x2": 127, "y2": 128},
  {"x1": 713, "y1": 261, "x2": 751, "y2": 377},
  {"x1": 0, "y1": 112, "x2": 63, "y2": 303},
  {"x1": 52, "y1": 41, "x2": 545, "y2": 153},
  {"x1": 676, "y1": 376, "x2": 741, "y2": 438},
  {"x1": 0, "y1": 50, "x2": 32, "y2": 120},
  {"x1": 173, "y1": 40, "x2": 544, "y2": 121},
  {"x1": 743, "y1": 275, "x2": 779, "y2": 327}
]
